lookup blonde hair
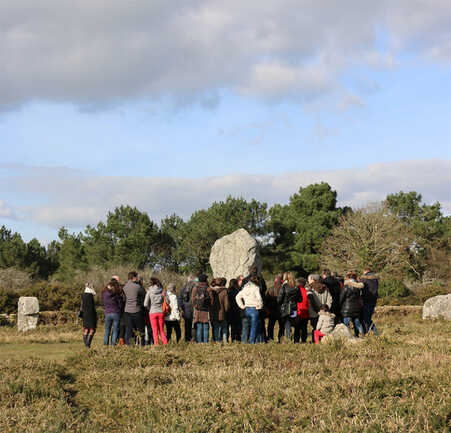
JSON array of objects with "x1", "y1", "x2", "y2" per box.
[{"x1": 283, "y1": 272, "x2": 296, "y2": 288}]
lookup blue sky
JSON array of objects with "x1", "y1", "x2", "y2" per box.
[{"x1": 1, "y1": 1, "x2": 450, "y2": 243}]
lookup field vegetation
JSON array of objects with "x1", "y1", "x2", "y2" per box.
[{"x1": 0, "y1": 310, "x2": 450, "y2": 432}]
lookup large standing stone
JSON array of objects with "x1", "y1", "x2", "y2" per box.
[
  {"x1": 322, "y1": 324, "x2": 357, "y2": 344},
  {"x1": 422, "y1": 294, "x2": 451, "y2": 320},
  {"x1": 17, "y1": 297, "x2": 39, "y2": 332},
  {"x1": 209, "y1": 228, "x2": 261, "y2": 282}
]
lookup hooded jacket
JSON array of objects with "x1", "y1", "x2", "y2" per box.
[
  {"x1": 236, "y1": 282, "x2": 263, "y2": 310},
  {"x1": 307, "y1": 282, "x2": 332, "y2": 319},
  {"x1": 340, "y1": 279, "x2": 364, "y2": 318},
  {"x1": 360, "y1": 273, "x2": 379, "y2": 304},
  {"x1": 144, "y1": 285, "x2": 164, "y2": 314},
  {"x1": 316, "y1": 311, "x2": 336, "y2": 334},
  {"x1": 209, "y1": 286, "x2": 230, "y2": 322},
  {"x1": 178, "y1": 281, "x2": 195, "y2": 319}
]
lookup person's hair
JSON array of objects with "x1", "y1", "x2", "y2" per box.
[
  {"x1": 228, "y1": 279, "x2": 239, "y2": 290},
  {"x1": 296, "y1": 277, "x2": 306, "y2": 287},
  {"x1": 167, "y1": 282, "x2": 176, "y2": 292},
  {"x1": 249, "y1": 265, "x2": 258, "y2": 277},
  {"x1": 220, "y1": 277, "x2": 227, "y2": 286},
  {"x1": 363, "y1": 267, "x2": 371, "y2": 274},
  {"x1": 149, "y1": 277, "x2": 161, "y2": 287},
  {"x1": 187, "y1": 273, "x2": 195, "y2": 282},
  {"x1": 273, "y1": 273, "x2": 283, "y2": 291},
  {"x1": 311, "y1": 274, "x2": 320, "y2": 282},
  {"x1": 198, "y1": 274, "x2": 208, "y2": 283},
  {"x1": 210, "y1": 278, "x2": 221, "y2": 287},
  {"x1": 103, "y1": 279, "x2": 121, "y2": 295},
  {"x1": 331, "y1": 271, "x2": 337, "y2": 278},
  {"x1": 322, "y1": 269, "x2": 331, "y2": 277},
  {"x1": 250, "y1": 275, "x2": 260, "y2": 285},
  {"x1": 283, "y1": 272, "x2": 296, "y2": 288},
  {"x1": 128, "y1": 271, "x2": 138, "y2": 280},
  {"x1": 346, "y1": 271, "x2": 358, "y2": 280},
  {"x1": 320, "y1": 304, "x2": 330, "y2": 312},
  {"x1": 111, "y1": 275, "x2": 120, "y2": 282}
]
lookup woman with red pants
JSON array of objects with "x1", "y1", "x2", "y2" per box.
[{"x1": 144, "y1": 277, "x2": 168, "y2": 346}]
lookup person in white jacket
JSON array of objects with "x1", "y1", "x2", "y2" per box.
[
  {"x1": 164, "y1": 283, "x2": 181, "y2": 342},
  {"x1": 236, "y1": 276, "x2": 263, "y2": 344}
]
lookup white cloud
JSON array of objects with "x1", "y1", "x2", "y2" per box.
[
  {"x1": 1, "y1": 0, "x2": 450, "y2": 109},
  {"x1": 2, "y1": 160, "x2": 450, "y2": 231},
  {"x1": 0, "y1": 200, "x2": 16, "y2": 219}
]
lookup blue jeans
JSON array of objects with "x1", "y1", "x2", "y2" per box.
[
  {"x1": 195, "y1": 322, "x2": 209, "y2": 343},
  {"x1": 284, "y1": 318, "x2": 292, "y2": 340},
  {"x1": 245, "y1": 307, "x2": 260, "y2": 344},
  {"x1": 343, "y1": 316, "x2": 364, "y2": 337},
  {"x1": 104, "y1": 313, "x2": 120, "y2": 345},
  {"x1": 241, "y1": 315, "x2": 250, "y2": 343},
  {"x1": 362, "y1": 303, "x2": 378, "y2": 335},
  {"x1": 212, "y1": 320, "x2": 229, "y2": 342}
]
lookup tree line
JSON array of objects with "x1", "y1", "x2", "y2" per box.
[{"x1": 1, "y1": 183, "x2": 450, "y2": 286}]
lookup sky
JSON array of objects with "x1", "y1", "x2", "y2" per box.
[{"x1": 0, "y1": 0, "x2": 450, "y2": 243}]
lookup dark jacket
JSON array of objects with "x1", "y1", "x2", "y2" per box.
[
  {"x1": 265, "y1": 284, "x2": 282, "y2": 318},
  {"x1": 340, "y1": 279, "x2": 364, "y2": 318},
  {"x1": 178, "y1": 281, "x2": 195, "y2": 320},
  {"x1": 322, "y1": 276, "x2": 341, "y2": 315},
  {"x1": 360, "y1": 273, "x2": 379, "y2": 305},
  {"x1": 81, "y1": 291, "x2": 97, "y2": 329},
  {"x1": 209, "y1": 286, "x2": 230, "y2": 323},
  {"x1": 102, "y1": 289, "x2": 123, "y2": 315},
  {"x1": 227, "y1": 286, "x2": 241, "y2": 323},
  {"x1": 277, "y1": 283, "x2": 302, "y2": 318}
]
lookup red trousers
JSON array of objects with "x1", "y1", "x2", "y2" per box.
[
  {"x1": 149, "y1": 313, "x2": 168, "y2": 345},
  {"x1": 313, "y1": 330, "x2": 325, "y2": 344}
]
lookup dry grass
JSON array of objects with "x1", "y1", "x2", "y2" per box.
[{"x1": 0, "y1": 311, "x2": 450, "y2": 432}]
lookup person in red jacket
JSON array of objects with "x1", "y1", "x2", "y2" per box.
[{"x1": 295, "y1": 277, "x2": 309, "y2": 343}]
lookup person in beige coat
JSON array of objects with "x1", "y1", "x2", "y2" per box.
[
  {"x1": 236, "y1": 276, "x2": 263, "y2": 344},
  {"x1": 314, "y1": 305, "x2": 336, "y2": 343}
]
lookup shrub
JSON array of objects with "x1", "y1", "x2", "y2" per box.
[
  {"x1": 0, "y1": 267, "x2": 31, "y2": 291},
  {"x1": 379, "y1": 279, "x2": 410, "y2": 298},
  {"x1": 412, "y1": 281, "x2": 450, "y2": 303},
  {"x1": 0, "y1": 289, "x2": 20, "y2": 314}
]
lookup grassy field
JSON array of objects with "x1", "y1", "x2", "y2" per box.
[{"x1": 0, "y1": 311, "x2": 450, "y2": 433}]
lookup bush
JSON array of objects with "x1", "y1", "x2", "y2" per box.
[
  {"x1": 0, "y1": 289, "x2": 20, "y2": 314},
  {"x1": 0, "y1": 268, "x2": 31, "y2": 291},
  {"x1": 379, "y1": 279, "x2": 410, "y2": 298},
  {"x1": 412, "y1": 281, "x2": 450, "y2": 303}
]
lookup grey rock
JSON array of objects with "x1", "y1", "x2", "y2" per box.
[
  {"x1": 17, "y1": 297, "x2": 39, "y2": 332},
  {"x1": 422, "y1": 294, "x2": 451, "y2": 320},
  {"x1": 322, "y1": 324, "x2": 356, "y2": 344},
  {"x1": 209, "y1": 228, "x2": 261, "y2": 282}
]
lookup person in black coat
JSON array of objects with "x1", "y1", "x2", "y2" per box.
[
  {"x1": 360, "y1": 268, "x2": 379, "y2": 335},
  {"x1": 81, "y1": 283, "x2": 97, "y2": 348},
  {"x1": 277, "y1": 272, "x2": 302, "y2": 342},
  {"x1": 321, "y1": 269, "x2": 342, "y2": 324},
  {"x1": 178, "y1": 274, "x2": 196, "y2": 342},
  {"x1": 339, "y1": 272, "x2": 364, "y2": 337}
]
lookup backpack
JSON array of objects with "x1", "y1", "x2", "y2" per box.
[
  {"x1": 162, "y1": 292, "x2": 171, "y2": 316},
  {"x1": 192, "y1": 285, "x2": 209, "y2": 311}
]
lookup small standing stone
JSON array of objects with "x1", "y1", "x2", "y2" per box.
[
  {"x1": 17, "y1": 297, "x2": 39, "y2": 332},
  {"x1": 422, "y1": 294, "x2": 451, "y2": 320}
]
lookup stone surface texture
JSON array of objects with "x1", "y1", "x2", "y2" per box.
[
  {"x1": 422, "y1": 294, "x2": 451, "y2": 320},
  {"x1": 322, "y1": 324, "x2": 356, "y2": 343},
  {"x1": 209, "y1": 228, "x2": 261, "y2": 282},
  {"x1": 17, "y1": 296, "x2": 39, "y2": 332}
]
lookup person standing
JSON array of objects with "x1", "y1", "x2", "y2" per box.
[
  {"x1": 81, "y1": 283, "x2": 97, "y2": 348},
  {"x1": 340, "y1": 272, "x2": 365, "y2": 336},
  {"x1": 307, "y1": 274, "x2": 332, "y2": 342},
  {"x1": 102, "y1": 279, "x2": 123, "y2": 346},
  {"x1": 122, "y1": 271, "x2": 146, "y2": 346},
  {"x1": 191, "y1": 274, "x2": 212, "y2": 343},
  {"x1": 277, "y1": 272, "x2": 302, "y2": 342},
  {"x1": 360, "y1": 268, "x2": 379, "y2": 335},
  {"x1": 295, "y1": 277, "x2": 309, "y2": 343},
  {"x1": 266, "y1": 274, "x2": 283, "y2": 342},
  {"x1": 321, "y1": 269, "x2": 342, "y2": 324},
  {"x1": 209, "y1": 278, "x2": 230, "y2": 343},
  {"x1": 227, "y1": 279, "x2": 242, "y2": 342},
  {"x1": 178, "y1": 275, "x2": 195, "y2": 342},
  {"x1": 236, "y1": 276, "x2": 263, "y2": 344},
  {"x1": 164, "y1": 283, "x2": 181, "y2": 342},
  {"x1": 144, "y1": 277, "x2": 168, "y2": 345}
]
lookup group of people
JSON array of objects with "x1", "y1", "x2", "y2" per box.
[{"x1": 79, "y1": 267, "x2": 379, "y2": 348}]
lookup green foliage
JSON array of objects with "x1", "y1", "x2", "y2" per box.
[
  {"x1": 379, "y1": 279, "x2": 410, "y2": 298},
  {"x1": 0, "y1": 289, "x2": 20, "y2": 314},
  {"x1": 178, "y1": 196, "x2": 268, "y2": 272},
  {"x1": 268, "y1": 183, "x2": 342, "y2": 275}
]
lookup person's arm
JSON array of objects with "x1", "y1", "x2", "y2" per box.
[
  {"x1": 143, "y1": 291, "x2": 150, "y2": 309},
  {"x1": 235, "y1": 291, "x2": 245, "y2": 309},
  {"x1": 223, "y1": 291, "x2": 230, "y2": 312}
]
